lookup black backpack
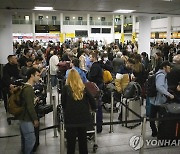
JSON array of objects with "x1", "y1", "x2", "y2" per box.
[
  {"x1": 146, "y1": 72, "x2": 164, "y2": 97},
  {"x1": 123, "y1": 81, "x2": 142, "y2": 99}
]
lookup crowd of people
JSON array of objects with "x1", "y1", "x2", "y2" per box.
[{"x1": 0, "y1": 39, "x2": 180, "y2": 153}]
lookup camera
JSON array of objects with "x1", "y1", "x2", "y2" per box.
[
  {"x1": 33, "y1": 82, "x2": 52, "y2": 118},
  {"x1": 12, "y1": 79, "x2": 24, "y2": 86}
]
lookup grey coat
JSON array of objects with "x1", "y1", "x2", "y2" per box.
[{"x1": 150, "y1": 70, "x2": 171, "y2": 106}]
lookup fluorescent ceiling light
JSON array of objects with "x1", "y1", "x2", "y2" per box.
[
  {"x1": 114, "y1": 9, "x2": 135, "y2": 13},
  {"x1": 162, "y1": 0, "x2": 172, "y2": 1},
  {"x1": 33, "y1": 7, "x2": 54, "y2": 11}
]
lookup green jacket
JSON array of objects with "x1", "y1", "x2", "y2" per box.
[{"x1": 17, "y1": 84, "x2": 38, "y2": 122}]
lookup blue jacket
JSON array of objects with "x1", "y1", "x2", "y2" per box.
[
  {"x1": 150, "y1": 70, "x2": 171, "y2": 106},
  {"x1": 66, "y1": 67, "x2": 88, "y2": 83}
]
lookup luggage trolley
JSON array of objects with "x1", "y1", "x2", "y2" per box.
[
  {"x1": 87, "y1": 111, "x2": 98, "y2": 152},
  {"x1": 57, "y1": 104, "x2": 98, "y2": 153}
]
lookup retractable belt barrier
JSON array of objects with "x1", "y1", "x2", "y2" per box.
[
  {"x1": 1, "y1": 116, "x2": 180, "y2": 138},
  {"x1": 1, "y1": 99, "x2": 180, "y2": 137}
]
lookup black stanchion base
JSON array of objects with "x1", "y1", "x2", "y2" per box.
[{"x1": 93, "y1": 144, "x2": 98, "y2": 153}]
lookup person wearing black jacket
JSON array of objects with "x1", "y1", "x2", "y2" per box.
[
  {"x1": 88, "y1": 52, "x2": 103, "y2": 133},
  {"x1": 18, "y1": 48, "x2": 31, "y2": 68},
  {"x1": 167, "y1": 55, "x2": 180, "y2": 100},
  {"x1": 61, "y1": 69, "x2": 96, "y2": 154},
  {"x1": 88, "y1": 52, "x2": 103, "y2": 88},
  {"x1": 99, "y1": 53, "x2": 113, "y2": 73},
  {"x1": 2, "y1": 55, "x2": 19, "y2": 112}
]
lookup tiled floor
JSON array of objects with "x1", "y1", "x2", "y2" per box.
[{"x1": 1, "y1": 91, "x2": 180, "y2": 154}]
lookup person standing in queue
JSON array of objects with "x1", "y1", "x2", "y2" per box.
[
  {"x1": 61, "y1": 69, "x2": 96, "y2": 154},
  {"x1": 17, "y1": 68, "x2": 40, "y2": 154}
]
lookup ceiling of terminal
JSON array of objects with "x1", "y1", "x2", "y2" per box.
[{"x1": 0, "y1": 0, "x2": 180, "y2": 15}]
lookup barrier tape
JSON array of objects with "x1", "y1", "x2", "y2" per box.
[
  {"x1": 0, "y1": 125, "x2": 59, "y2": 139},
  {"x1": 1, "y1": 115, "x2": 180, "y2": 139},
  {"x1": 1, "y1": 97, "x2": 180, "y2": 139}
]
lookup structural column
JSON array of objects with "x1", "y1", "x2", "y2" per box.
[
  {"x1": 60, "y1": 13, "x2": 63, "y2": 33},
  {"x1": 120, "y1": 15, "x2": 124, "y2": 43},
  {"x1": 32, "y1": 12, "x2": 36, "y2": 41},
  {"x1": 132, "y1": 15, "x2": 136, "y2": 43},
  {"x1": 0, "y1": 11, "x2": 13, "y2": 64},
  {"x1": 87, "y1": 14, "x2": 90, "y2": 37},
  {"x1": 132, "y1": 15, "x2": 136, "y2": 33},
  {"x1": 112, "y1": 15, "x2": 115, "y2": 42},
  {"x1": 138, "y1": 16, "x2": 151, "y2": 56},
  {"x1": 60, "y1": 13, "x2": 65, "y2": 43},
  {"x1": 166, "y1": 16, "x2": 172, "y2": 44}
]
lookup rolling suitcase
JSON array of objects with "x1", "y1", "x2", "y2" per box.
[
  {"x1": 122, "y1": 98, "x2": 141, "y2": 129},
  {"x1": 157, "y1": 103, "x2": 180, "y2": 142}
]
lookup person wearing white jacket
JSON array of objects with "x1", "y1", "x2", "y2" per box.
[{"x1": 49, "y1": 50, "x2": 59, "y2": 88}]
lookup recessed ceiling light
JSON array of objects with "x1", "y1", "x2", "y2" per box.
[
  {"x1": 114, "y1": 9, "x2": 136, "y2": 13},
  {"x1": 73, "y1": 17, "x2": 75, "y2": 19},
  {"x1": 33, "y1": 7, "x2": 54, "y2": 11},
  {"x1": 162, "y1": 0, "x2": 172, "y2": 1}
]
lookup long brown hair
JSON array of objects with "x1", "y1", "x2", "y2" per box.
[
  {"x1": 133, "y1": 54, "x2": 143, "y2": 73},
  {"x1": 66, "y1": 69, "x2": 85, "y2": 101}
]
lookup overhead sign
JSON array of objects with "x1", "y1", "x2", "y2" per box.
[
  {"x1": 35, "y1": 25, "x2": 60, "y2": 33},
  {"x1": 35, "y1": 25, "x2": 49, "y2": 33},
  {"x1": 49, "y1": 25, "x2": 60, "y2": 31}
]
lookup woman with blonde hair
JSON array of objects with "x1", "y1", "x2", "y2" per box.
[{"x1": 61, "y1": 69, "x2": 96, "y2": 154}]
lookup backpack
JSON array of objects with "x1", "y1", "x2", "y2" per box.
[
  {"x1": 57, "y1": 61, "x2": 70, "y2": 71},
  {"x1": 123, "y1": 81, "x2": 142, "y2": 99},
  {"x1": 84, "y1": 82, "x2": 100, "y2": 99},
  {"x1": 8, "y1": 85, "x2": 27, "y2": 116},
  {"x1": 146, "y1": 72, "x2": 164, "y2": 97},
  {"x1": 103, "y1": 70, "x2": 113, "y2": 83}
]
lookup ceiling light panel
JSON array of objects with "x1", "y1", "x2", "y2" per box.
[
  {"x1": 114, "y1": 9, "x2": 136, "y2": 13},
  {"x1": 33, "y1": 7, "x2": 54, "y2": 10}
]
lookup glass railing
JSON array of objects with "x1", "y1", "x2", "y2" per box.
[
  {"x1": 12, "y1": 19, "x2": 32, "y2": 24},
  {"x1": 12, "y1": 19, "x2": 113, "y2": 26},
  {"x1": 35, "y1": 20, "x2": 60, "y2": 25},
  {"x1": 90, "y1": 21, "x2": 113, "y2": 26},
  {"x1": 151, "y1": 16, "x2": 167, "y2": 20},
  {"x1": 48, "y1": 20, "x2": 60, "y2": 25},
  {"x1": 63, "y1": 20, "x2": 87, "y2": 25}
]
